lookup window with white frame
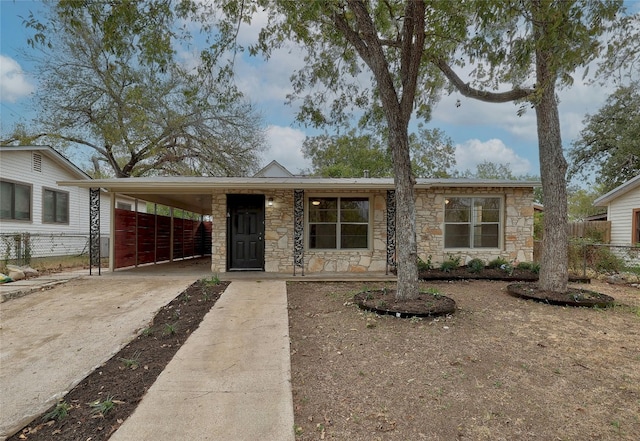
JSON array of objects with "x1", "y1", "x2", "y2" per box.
[
  {"x1": 0, "y1": 180, "x2": 31, "y2": 221},
  {"x1": 308, "y1": 197, "x2": 369, "y2": 249},
  {"x1": 43, "y1": 188, "x2": 69, "y2": 224},
  {"x1": 444, "y1": 197, "x2": 501, "y2": 248}
]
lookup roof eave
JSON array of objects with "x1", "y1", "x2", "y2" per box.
[{"x1": 57, "y1": 178, "x2": 541, "y2": 192}]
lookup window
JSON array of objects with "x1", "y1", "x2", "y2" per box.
[
  {"x1": 445, "y1": 197, "x2": 501, "y2": 248},
  {"x1": 633, "y1": 209, "x2": 640, "y2": 245},
  {"x1": 43, "y1": 188, "x2": 69, "y2": 224},
  {"x1": 117, "y1": 202, "x2": 132, "y2": 210},
  {"x1": 0, "y1": 180, "x2": 31, "y2": 221},
  {"x1": 308, "y1": 197, "x2": 369, "y2": 249}
]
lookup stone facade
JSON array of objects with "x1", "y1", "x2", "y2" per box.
[
  {"x1": 416, "y1": 187, "x2": 535, "y2": 266},
  {"x1": 210, "y1": 186, "x2": 535, "y2": 274}
]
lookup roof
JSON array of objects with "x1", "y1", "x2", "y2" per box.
[
  {"x1": 0, "y1": 145, "x2": 92, "y2": 180},
  {"x1": 253, "y1": 160, "x2": 294, "y2": 177},
  {"x1": 57, "y1": 175, "x2": 540, "y2": 215},
  {"x1": 593, "y1": 174, "x2": 640, "y2": 206}
]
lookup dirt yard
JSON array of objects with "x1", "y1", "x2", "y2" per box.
[{"x1": 287, "y1": 280, "x2": 640, "y2": 440}]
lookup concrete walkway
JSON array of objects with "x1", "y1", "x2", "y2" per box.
[
  {"x1": 1, "y1": 257, "x2": 388, "y2": 440},
  {"x1": 0, "y1": 270, "x2": 209, "y2": 440},
  {"x1": 109, "y1": 280, "x2": 294, "y2": 441}
]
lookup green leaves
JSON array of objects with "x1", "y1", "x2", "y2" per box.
[{"x1": 568, "y1": 83, "x2": 640, "y2": 192}]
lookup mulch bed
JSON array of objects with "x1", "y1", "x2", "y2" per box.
[
  {"x1": 418, "y1": 267, "x2": 590, "y2": 283},
  {"x1": 354, "y1": 288, "x2": 456, "y2": 318},
  {"x1": 507, "y1": 283, "x2": 616, "y2": 307},
  {"x1": 8, "y1": 280, "x2": 228, "y2": 441}
]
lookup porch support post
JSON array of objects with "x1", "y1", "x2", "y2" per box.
[
  {"x1": 386, "y1": 190, "x2": 396, "y2": 275},
  {"x1": 89, "y1": 187, "x2": 101, "y2": 275},
  {"x1": 293, "y1": 189, "x2": 304, "y2": 276},
  {"x1": 109, "y1": 193, "x2": 115, "y2": 272}
]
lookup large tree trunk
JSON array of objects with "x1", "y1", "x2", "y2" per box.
[
  {"x1": 535, "y1": 64, "x2": 569, "y2": 293},
  {"x1": 388, "y1": 122, "x2": 419, "y2": 300}
]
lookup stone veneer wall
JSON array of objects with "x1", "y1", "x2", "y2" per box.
[
  {"x1": 304, "y1": 190, "x2": 388, "y2": 273},
  {"x1": 210, "y1": 186, "x2": 534, "y2": 273},
  {"x1": 416, "y1": 187, "x2": 535, "y2": 265}
]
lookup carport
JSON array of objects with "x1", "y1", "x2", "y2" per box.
[{"x1": 59, "y1": 177, "x2": 217, "y2": 273}]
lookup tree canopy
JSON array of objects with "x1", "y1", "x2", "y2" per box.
[
  {"x1": 3, "y1": 0, "x2": 266, "y2": 177},
  {"x1": 568, "y1": 83, "x2": 640, "y2": 192},
  {"x1": 302, "y1": 127, "x2": 455, "y2": 178},
  {"x1": 435, "y1": 0, "x2": 622, "y2": 293},
  {"x1": 242, "y1": 0, "x2": 467, "y2": 299}
]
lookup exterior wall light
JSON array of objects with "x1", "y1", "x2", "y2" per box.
[{"x1": 268, "y1": 197, "x2": 273, "y2": 207}]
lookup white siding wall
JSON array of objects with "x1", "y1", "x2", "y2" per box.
[
  {"x1": 0, "y1": 150, "x2": 118, "y2": 258},
  {"x1": 608, "y1": 187, "x2": 640, "y2": 246},
  {"x1": 0, "y1": 150, "x2": 112, "y2": 235}
]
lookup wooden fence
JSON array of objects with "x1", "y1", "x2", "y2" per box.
[
  {"x1": 533, "y1": 220, "x2": 611, "y2": 262},
  {"x1": 567, "y1": 220, "x2": 611, "y2": 243},
  {"x1": 114, "y1": 209, "x2": 212, "y2": 269}
]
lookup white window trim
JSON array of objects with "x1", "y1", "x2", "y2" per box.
[
  {"x1": 305, "y1": 194, "x2": 372, "y2": 251},
  {"x1": 443, "y1": 195, "x2": 504, "y2": 250}
]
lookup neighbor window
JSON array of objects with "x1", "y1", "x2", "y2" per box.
[
  {"x1": 0, "y1": 180, "x2": 31, "y2": 221},
  {"x1": 43, "y1": 188, "x2": 69, "y2": 224},
  {"x1": 633, "y1": 209, "x2": 640, "y2": 245},
  {"x1": 444, "y1": 197, "x2": 501, "y2": 248},
  {"x1": 308, "y1": 197, "x2": 369, "y2": 249}
]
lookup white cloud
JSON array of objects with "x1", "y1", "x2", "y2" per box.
[
  {"x1": 262, "y1": 125, "x2": 310, "y2": 173},
  {"x1": 454, "y1": 138, "x2": 532, "y2": 175},
  {"x1": 0, "y1": 55, "x2": 34, "y2": 103}
]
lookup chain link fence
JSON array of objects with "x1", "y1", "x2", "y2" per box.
[
  {"x1": 0, "y1": 232, "x2": 107, "y2": 269},
  {"x1": 568, "y1": 241, "x2": 640, "y2": 277}
]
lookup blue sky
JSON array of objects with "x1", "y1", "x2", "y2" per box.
[{"x1": 1, "y1": 0, "x2": 638, "y2": 177}]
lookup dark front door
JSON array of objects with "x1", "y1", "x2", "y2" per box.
[{"x1": 228, "y1": 194, "x2": 265, "y2": 270}]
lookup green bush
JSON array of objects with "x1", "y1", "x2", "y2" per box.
[
  {"x1": 568, "y1": 239, "x2": 625, "y2": 273},
  {"x1": 440, "y1": 255, "x2": 461, "y2": 273},
  {"x1": 488, "y1": 257, "x2": 509, "y2": 269},
  {"x1": 467, "y1": 258, "x2": 485, "y2": 273},
  {"x1": 516, "y1": 261, "x2": 540, "y2": 273},
  {"x1": 594, "y1": 248, "x2": 624, "y2": 273},
  {"x1": 417, "y1": 255, "x2": 433, "y2": 271}
]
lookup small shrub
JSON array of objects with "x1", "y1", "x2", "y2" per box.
[
  {"x1": 43, "y1": 401, "x2": 72, "y2": 422},
  {"x1": 467, "y1": 258, "x2": 485, "y2": 273},
  {"x1": 204, "y1": 274, "x2": 221, "y2": 286},
  {"x1": 569, "y1": 240, "x2": 625, "y2": 274},
  {"x1": 89, "y1": 396, "x2": 116, "y2": 417},
  {"x1": 422, "y1": 287, "x2": 443, "y2": 298},
  {"x1": 594, "y1": 249, "x2": 625, "y2": 273},
  {"x1": 163, "y1": 323, "x2": 178, "y2": 336},
  {"x1": 440, "y1": 255, "x2": 461, "y2": 273},
  {"x1": 118, "y1": 351, "x2": 141, "y2": 369},
  {"x1": 516, "y1": 261, "x2": 541, "y2": 274},
  {"x1": 417, "y1": 255, "x2": 433, "y2": 271},
  {"x1": 488, "y1": 257, "x2": 509, "y2": 269}
]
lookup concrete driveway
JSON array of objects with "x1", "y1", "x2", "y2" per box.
[{"x1": 0, "y1": 258, "x2": 213, "y2": 440}]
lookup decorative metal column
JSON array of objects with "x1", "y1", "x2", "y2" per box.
[
  {"x1": 293, "y1": 189, "x2": 304, "y2": 275},
  {"x1": 89, "y1": 188, "x2": 101, "y2": 275},
  {"x1": 386, "y1": 190, "x2": 396, "y2": 274}
]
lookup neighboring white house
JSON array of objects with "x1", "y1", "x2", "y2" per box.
[
  {"x1": 593, "y1": 174, "x2": 640, "y2": 267},
  {"x1": 593, "y1": 174, "x2": 640, "y2": 246},
  {"x1": 0, "y1": 145, "x2": 143, "y2": 260}
]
